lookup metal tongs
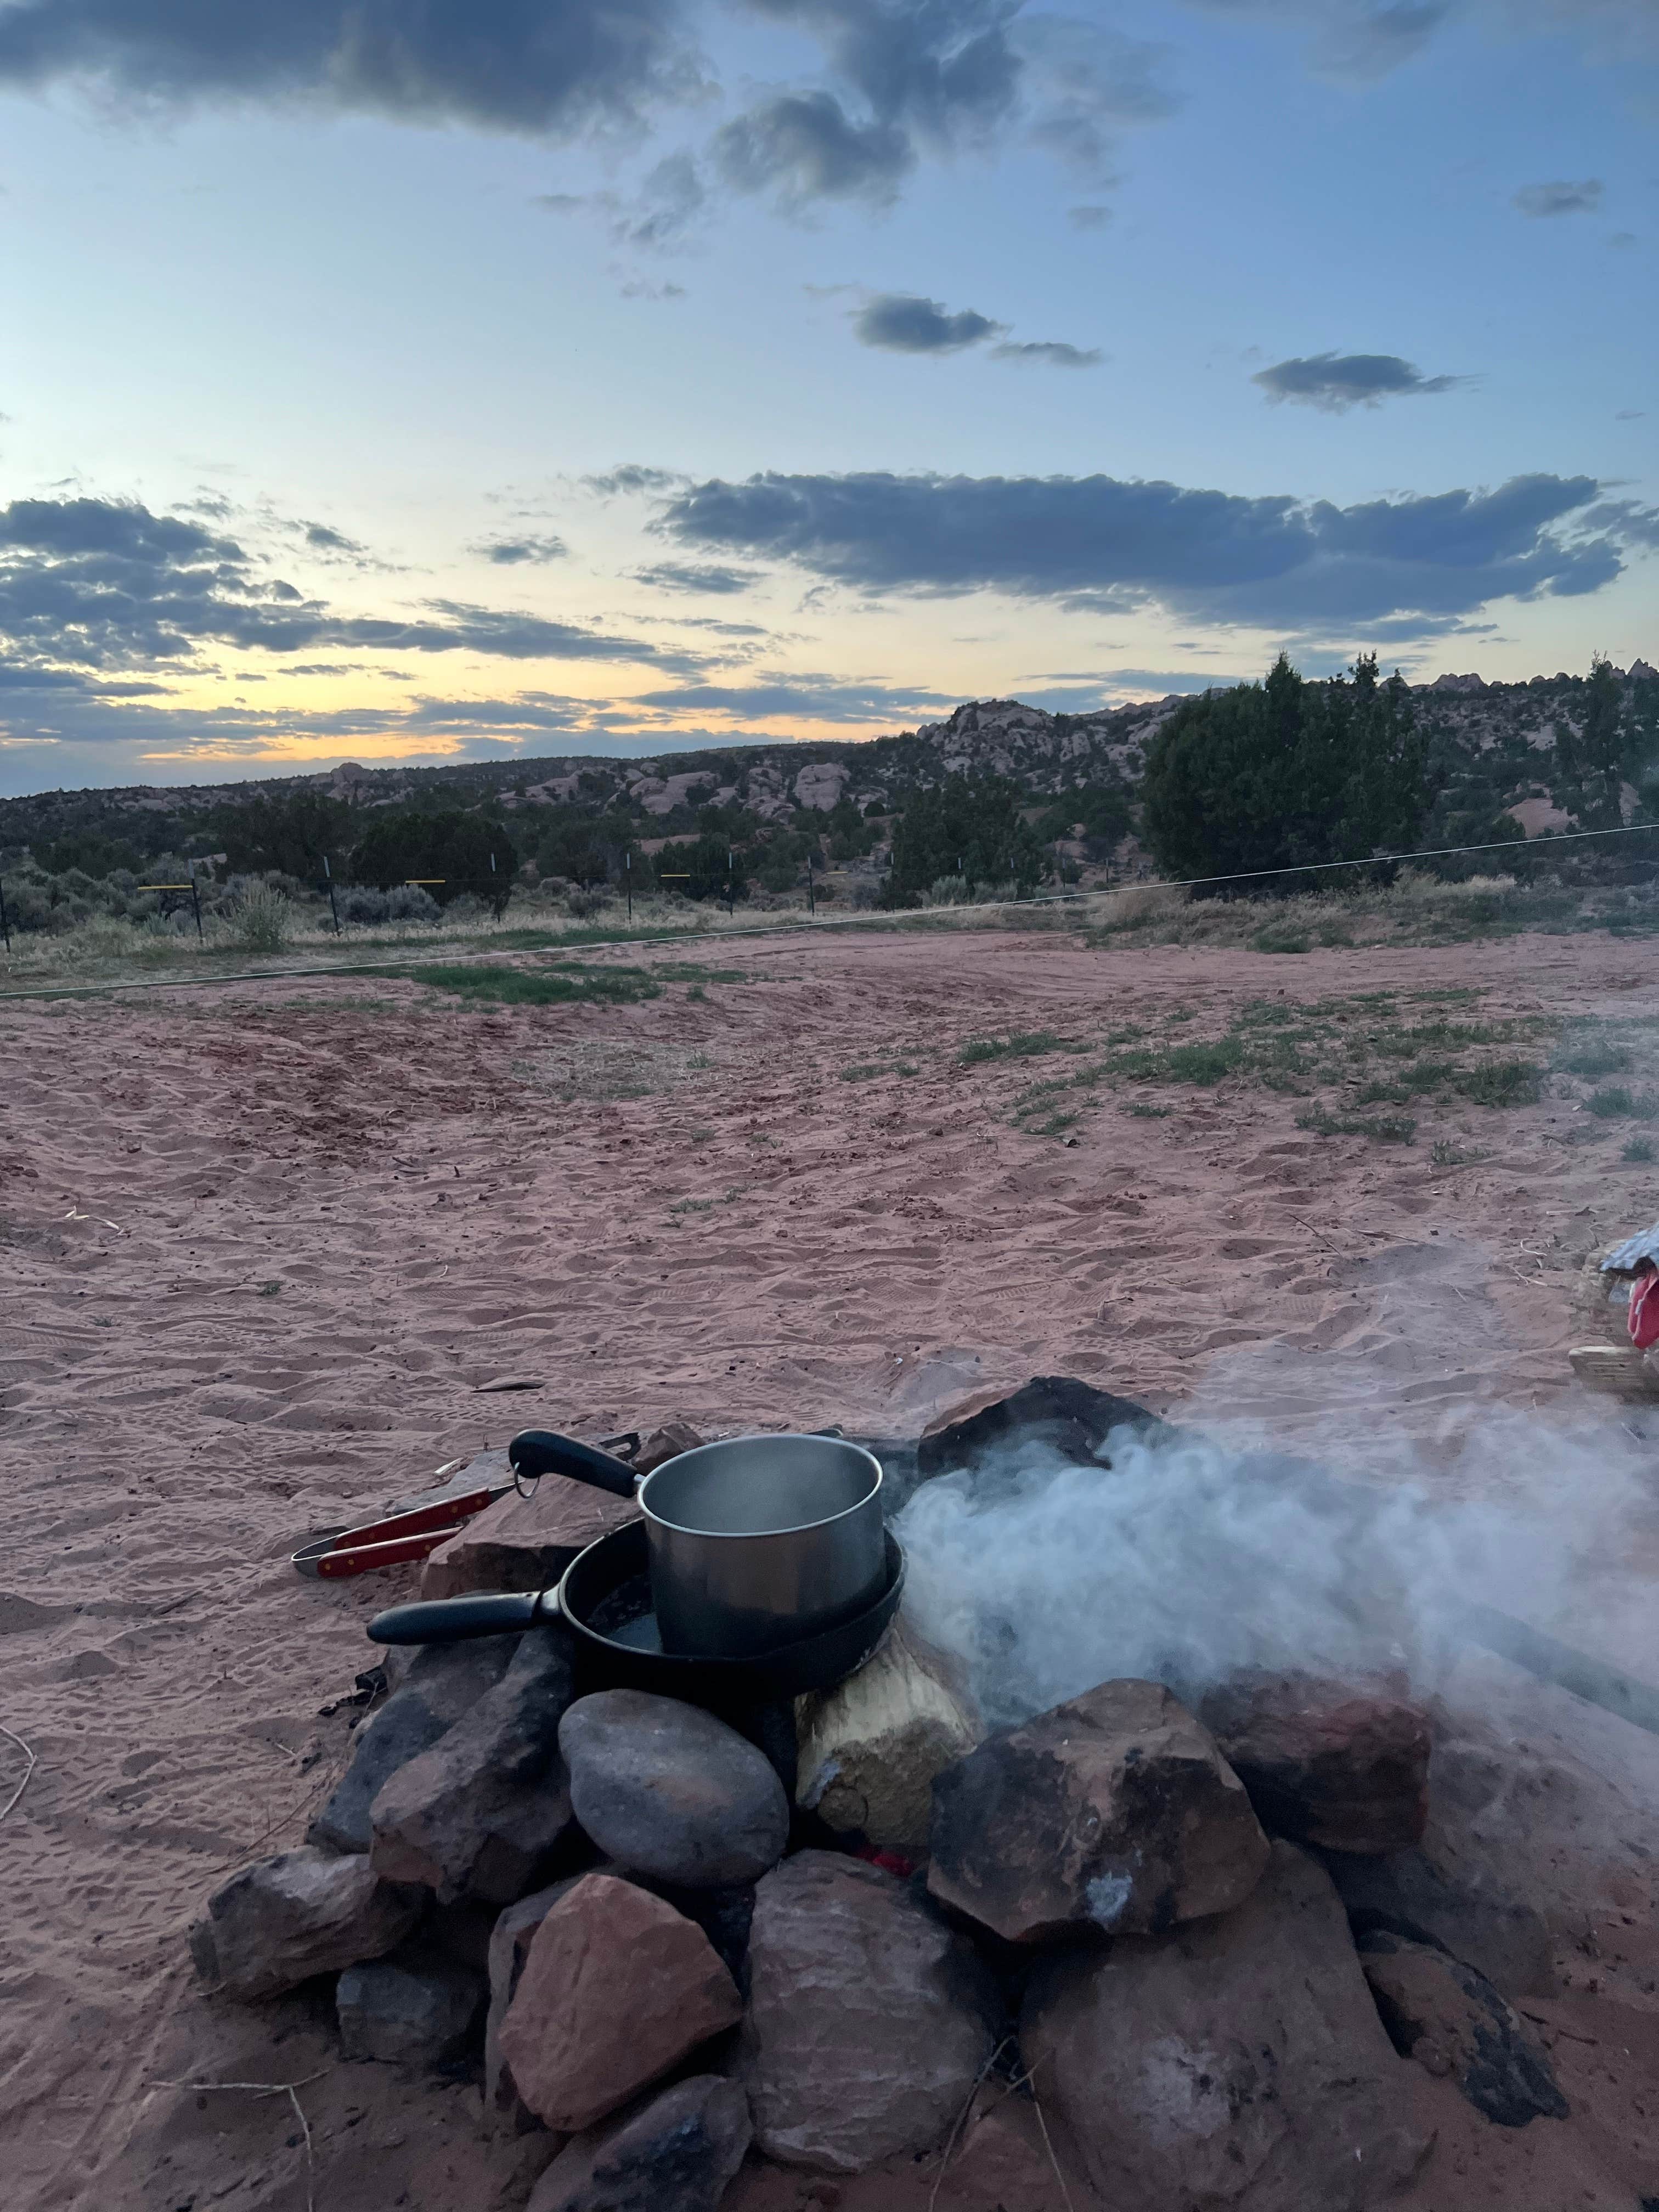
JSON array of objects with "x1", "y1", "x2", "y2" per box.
[{"x1": 290, "y1": 1435, "x2": 640, "y2": 1580}]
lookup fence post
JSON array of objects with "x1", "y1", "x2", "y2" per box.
[
  {"x1": 727, "y1": 849, "x2": 735, "y2": 918},
  {"x1": 0, "y1": 873, "x2": 9, "y2": 951},
  {"x1": 806, "y1": 851, "x2": 815, "y2": 918},
  {"x1": 323, "y1": 854, "x2": 341, "y2": 935},
  {"x1": 189, "y1": 872, "x2": 204, "y2": 941},
  {"x1": 625, "y1": 848, "x2": 632, "y2": 922}
]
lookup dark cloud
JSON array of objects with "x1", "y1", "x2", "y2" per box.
[
  {"x1": 633, "y1": 560, "x2": 762, "y2": 593},
  {"x1": 715, "y1": 2, "x2": 1172, "y2": 208},
  {"x1": 714, "y1": 90, "x2": 913, "y2": 206},
  {"x1": 0, "y1": 0, "x2": 701, "y2": 138},
  {"x1": 629, "y1": 672, "x2": 953, "y2": 720},
  {"x1": 0, "y1": 495, "x2": 682, "y2": 675},
  {"x1": 853, "y1": 293, "x2": 1003, "y2": 353},
  {"x1": 303, "y1": 521, "x2": 363, "y2": 552},
  {"x1": 1513, "y1": 178, "x2": 1604, "y2": 217},
  {"x1": 584, "y1": 463, "x2": 689, "y2": 496},
  {"x1": 659, "y1": 466, "x2": 1655, "y2": 636},
  {"x1": 470, "y1": 533, "x2": 569, "y2": 565},
  {"x1": 1252, "y1": 351, "x2": 1466, "y2": 410},
  {"x1": 1068, "y1": 204, "x2": 1112, "y2": 229},
  {"x1": 989, "y1": 339, "x2": 1102, "y2": 368}
]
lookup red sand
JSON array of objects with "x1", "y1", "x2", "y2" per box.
[{"x1": 4, "y1": 927, "x2": 1659, "y2": 2209}]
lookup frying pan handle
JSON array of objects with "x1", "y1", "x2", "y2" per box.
[
  {"x1": 509, "y1": 1428, "x2": 640, "y2": 1499},
  {"x1": 366, "y1": 1591, "x2": 550, "y2": 1644}
]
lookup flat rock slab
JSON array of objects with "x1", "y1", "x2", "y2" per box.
[
  {"x1": 739, "y1": 1849, "x2": 999, "y2": 2174},
  {"x1": 1200, "y1": 1670, "x2": 1431, "y2": 1855},
  {"x1": 796, "y1": 1616, "x2": 981, "y2": 1861},
  {"x1": 928, "y1": 1678, "x2": 1270, "y2": 1943},
  {"x1": 370, "y1": 1631, "x2": 576, "y2": 1905},
  {"x1": 336, "y1": 1954, "x2": 484, "y2": 2068},
  {"x1": 560, "y1": 1690, "x2": 789, "y2": 1889},
  {"x1": 917, "y1": 1374, "x2": 1168, "y2": 1479},
  {"x1": 420, "y1": 1471, "x2": 639, "y2": 1601},
  {"x1": 499, "y1": 1873, "x2": 743, "y2": 2134},
  {"x1": 527, "y1": 2075, "x2": 752, "y2": 2212},
  {"x1": 1358, "y1": 1929, "x2": 1567, "y2": 2126},
  {"x1": 189, "y1": 1846, "x2": 423, "y2": 2001},
  {"x1": 1020, "y1": 1840, "x2": 1434, "y2": 2212}
]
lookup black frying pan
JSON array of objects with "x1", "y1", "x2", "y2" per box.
[{"x1": 365, "y1": 1522, "x2": 906, "y2": 1705}]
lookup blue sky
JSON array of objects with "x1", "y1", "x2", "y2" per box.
[{"x1": 0, "y1": 0, "x2": 1652, "y2": 793}]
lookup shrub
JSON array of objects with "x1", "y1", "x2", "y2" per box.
[
  {"x1": 1622, "y1": 1137, "x2": 1657, "y2": 1164},
  {"x1": 1453, "y1": 1059, "x2": 1543, "y2": 1108},
  {"x1": 337, "y1": 886, "x2": 390, "y2": 924},
  {"x1": 233, "y1": 882, "x2": 292, "y2": 954},
  {"x1": 386, "y1": 884, "x2": 441, "y2": 923}
]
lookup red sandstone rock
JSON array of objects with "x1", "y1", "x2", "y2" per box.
[
  {"x1": 498, "y1": 1874, "x2": 743, "y2": 2134},
  {"x1": 928, "y1": 1678, "x2": 1270, "y2": 1943},
  {"x1": 1020, "y1": 1841, "x2": 1434, "y2": 2212},
  {"x1": 738, "y1": 1849, "x2": 999, "y2": 2173},
  {"x1": 1200, "y1": 1671, "x2": 1431, "y2": 1855}
]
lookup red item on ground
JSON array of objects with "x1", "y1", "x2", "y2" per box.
[{"x1": 1629, "y1": 1273, "x2": 1659, "y2": 1351}]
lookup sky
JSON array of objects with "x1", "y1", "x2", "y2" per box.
[{"x1": 0, "y1": 0, "x2": 1654, "y2": 795}]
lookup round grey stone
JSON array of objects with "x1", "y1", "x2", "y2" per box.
[{"x1": 559, "y1": 1690, "x2": 789, "y2": 1888}]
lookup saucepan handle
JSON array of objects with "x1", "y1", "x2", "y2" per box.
[
  {"x1": 365, "y1": 1591, "x2": 549, "y2": 1644},
  {"x1": 509, "y1": 1428, "x2": 640, "y2": 1499}
]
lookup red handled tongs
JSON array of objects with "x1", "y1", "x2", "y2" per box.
[
  {"x1": 291, "y1": 1480, "x2": 515, "y2": 1579},
  {"x1": 291, "y1": 1434, "x2": 640, "y2": 1580}
]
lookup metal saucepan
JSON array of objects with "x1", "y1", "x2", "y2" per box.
[{"x1": 505, "y1": 1427, "x2": 887, "y2": 1657}]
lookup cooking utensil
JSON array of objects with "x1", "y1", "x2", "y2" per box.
[
  {"x1": 291, "y1": 1481, "x2": 520, "y2": 1579},
  {"x1": 365, "y1": 1521, "x2": 907, "y2": 1703},
  {"x1": 507, "y1": 1427, "x2": 887, "y2": 1657}
]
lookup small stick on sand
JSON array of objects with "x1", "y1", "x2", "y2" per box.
[
  {"x1": 0, "y1": 1725, "x2": 36, "y2": 1823},
  {"x1": 926, "y1": 2035, "x2": 1015, "y2": 2212},
  {"x1": 148, "y1": 2075, "x2": 326, "y2": 2212}
]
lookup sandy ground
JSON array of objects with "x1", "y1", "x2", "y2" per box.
[{"x1": 5, "y1": 925, "x2": 1659, "y2": 2210}]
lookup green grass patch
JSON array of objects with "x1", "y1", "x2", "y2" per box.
[
  {"x1": 1125, "y1": 1102, "x2": 1171, "y2": 1118},
  {"x1": 1556, "y1": 1040, "x2": 1633, "y2": 1078},
  {"x1": 1588, "y1": 1086, "x2": 1659, "y2": 1121},
  {"x1": 839, "y1": 1063, "x2": 887, "y2": 1082},
  {"x1": 670, "y1": 1198, "x2": 715, "y2": 1215},
  {"x1": 1621, "y1": 1136, "x2": 1657, "y2": 1164},
  {"x1": 1431, "y1": 1141, "x2": 1491, "y2": 1167},
  {"x1": 1164, "y1": 1037, "x2": 1246, "y2": 1085},
  {"x1": 1452, "y1": 1059, "x2": 1543, "y2": 1108},
  {"x1": 1296, "y1": 1107, "x2": 1417, "y2": 1143},
  {"x1": 957, "y1": 1030, "x2": 1081, "y2": 1064},
  {"x1": 374, "y1": 962, "x2": 662, "y2": 1007}
]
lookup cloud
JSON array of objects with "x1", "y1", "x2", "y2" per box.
[
  {"x1": 989, "y1": 338, "x2": 1102, "y2": 368},
  {"x1": 628, "y1": 672, "x2": 954, "y2": 720},
  {"x1": 1252, "y1": 350, "x2": 1467, "y2": 410},
  {"x1": 1513, "y1": 178, "x2": 1605, "y2": 216},
  {"x1": 469, "y1": 533, "x2": 569, "y2": 566},
  {"x1": 714, "y1": 2, "x2": 1175, "y2": 210},
  {"x1": 714, "y1": 89, "x2": 914, "y2": 207},
  {"x1": 633, "y1": 560, "x2": 763, "y2": 593},
  {"x1": 0, "y1": 0, "x2": 703, "y2": 139},
  {"x1": 658, "y1": 465, "x2": 1657, "y2": 637},
  {"x1": 853, "y1": 293, "x2": 1003, "y2": 352},
  {"x1": 1068, "y1": 204, "x2": 1112, "y2": 229},
  {"x1": 0, "y1": 494, "x2": 685, "y2": 675},
  {"x1": 584, "y1": 463, "x2": 689, "y2": 496},
  {"x1": 303, "y1": 521, "x2": 364, "y2": 553},
  {"x1": 849, "y1": 292, "x2": 1098, "y2": 364}
]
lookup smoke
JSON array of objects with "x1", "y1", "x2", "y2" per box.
[{"x1": 894, "y1": 1406, "x2": 1659, "y2": 1733}]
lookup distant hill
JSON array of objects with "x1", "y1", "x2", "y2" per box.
[{"x1": 3, "y1": 663, "x2": 1655, "y2": 882}]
